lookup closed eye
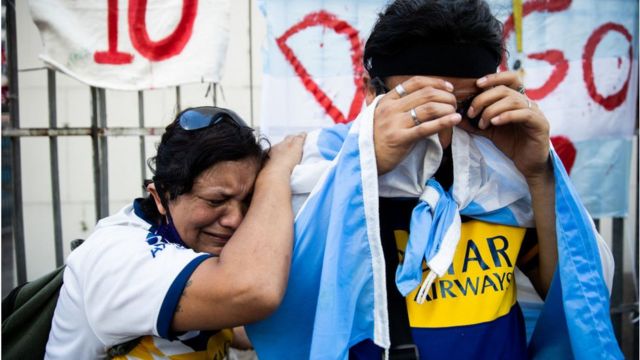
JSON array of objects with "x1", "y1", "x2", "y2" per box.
[{"x1": 200, "y1": 196, "x2": 227, "y2": 207}]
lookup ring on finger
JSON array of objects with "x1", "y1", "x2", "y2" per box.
[
  {"x1": 410, "y1": 108, "x2": 419, "y2": 126},
  {"x1": 517, "y1": 85, "x2": 526, "y2": 95},
  {"x1": 395, "y1": 83, "x2": 407, "y2": 97},
  {"x1": 526, "y1": 98, "x2": 532, "y2": 109}
]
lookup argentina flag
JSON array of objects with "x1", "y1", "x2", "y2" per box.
[{"x1": 245, "y1": 96, "x2": 621, "y2": 359}]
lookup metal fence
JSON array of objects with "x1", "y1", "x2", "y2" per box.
[{"x1": 1, "y1": 2, "x2": 638, "y2": 358}]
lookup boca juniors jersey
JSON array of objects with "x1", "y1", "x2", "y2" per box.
[{"x1": 350, "y1": 197, "x2": 534, "y2": 359}]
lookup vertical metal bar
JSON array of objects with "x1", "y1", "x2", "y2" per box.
[
  {"x1": 90, "y1": 87, "x2": 109, "y2": 221},
  {"x1": 98, "y1": 89, "x2": 109, "y2": 217},
  {"x1": 213, "y1": 83, "x2": 218, "y2": 106},
  {"x1": 176, "y1": 86, "x2": 181, "y2": 112},
  {"x1": 248, "y1": 0, "x2": 255, "y2": 127},
  {"x1": 47, "y1": 69, "x2": 64, "y2": 266},
  {"x1": 6, "y1": 1, "x2": 26, "y2": 284},
  {"x1": 611, "y1": 217, "x2": 624, "y2": 341},
  {"x1": 138, "y1": 91, "x2": 146, "y2": 196},
  {"x1": 90, "y1": 87, "x2": 101, "y2": 222}
]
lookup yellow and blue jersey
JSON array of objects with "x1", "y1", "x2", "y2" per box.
[{"x1": 351, "y1": 197, "x2": 536, "y2": 359}]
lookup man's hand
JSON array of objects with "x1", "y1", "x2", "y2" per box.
[
  {"x1": 373, "y1": 76, "x2": 461, "y2": 174},
  {"x1": 457, "y1": 71, "x2": 557, "y2": 295},
  {"x1": 457, "y1": 71, "x2": 551, "y2": 181}
]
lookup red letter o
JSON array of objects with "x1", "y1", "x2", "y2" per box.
[{"x1": 582, "y1": 22, "x2": 633, "y2": 111}]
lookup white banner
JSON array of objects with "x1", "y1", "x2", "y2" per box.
[
  {"x1": 259, "y1": 0, "x2": 638, "y2": 217},
  {"x1": 28, "y1": 0, "x2": 231, "y2": 90}
]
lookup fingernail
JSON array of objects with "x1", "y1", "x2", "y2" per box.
[
  {"x1": 477, "y1": 77, "x2": 487, "y2": 85},
  {"x1": 478, "y1": 118, "x2": 487, "y2": 130},
  {"x1": 490, "y1": 116, "x2": 500, "y2": 125},
  {"x1": 467, "y1": 106, "x2": 475, "y2": 118},
  {"x1": 450, "y1": 113, "x2": 462, "y2": 123},
  {"x1": 445, "y1": 81, "x2": 454, "y2": 91}
]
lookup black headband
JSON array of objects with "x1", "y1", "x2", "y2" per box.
[{"x1": 365, "y1": 42, "x2": 500, "y2": 79}]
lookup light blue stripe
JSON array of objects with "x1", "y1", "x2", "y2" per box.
[
  {"x1": 247, "y1": 133, "x2": 374, "y2": 359},
  {"x1": 529, "y1": 150, "x2": 623, "y2": 359},
  {"x1": 462, "y1": 200, "x2": 520, "y2": 226}
]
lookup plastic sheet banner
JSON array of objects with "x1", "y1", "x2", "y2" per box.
[
  {"x1": 28, "y1": 0, "x2": 231, "y2": 90},
  {"x1": 259, "y1": 0, "x2": 638, "y2": 217}
]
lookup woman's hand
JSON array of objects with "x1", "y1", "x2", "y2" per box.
[
  {"x1": 458, "y1": 71, "x2": 552, "y2": 181},
  {"x1": 263, "y1": 133, "x2": 306, "y2": 175},
  {"x1": 373, "y1": 76, "x2": 461, "y2": 174}
]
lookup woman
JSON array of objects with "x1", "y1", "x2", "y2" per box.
[{"x1": 45, "y1": 106, "x2": 305, "y2": 359}]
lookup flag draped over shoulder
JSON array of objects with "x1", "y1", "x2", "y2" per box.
[{"x1": 245, "y1": 97, "x2": 621, "y2": 359}]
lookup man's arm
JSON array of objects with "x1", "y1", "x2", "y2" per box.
[{"x1": 525, "y1": 163, "x2": 557, "y2": 297}]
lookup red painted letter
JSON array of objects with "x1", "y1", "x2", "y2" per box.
[
  {"x1": 128, "y1": 0, "x2": 198, "y2": 61},
  {"x1": 501, "y1": 0, "x2": 571, "y2": 99},
  {"x1": 94, "y1": 0, "x2": 134, "y2": 64},
  {"x1": 582, "y1": 22, "x2": 633, "y2": 111},
  {"x1": 276, "y1": 11, "x2": 364, "y2": 124}
]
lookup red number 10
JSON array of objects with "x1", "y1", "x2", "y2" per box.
[{"x1": 94, "y1": 0, "x2": 198, "y2": 64}]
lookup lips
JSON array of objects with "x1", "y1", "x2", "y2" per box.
[{"x1": 204, "y1": 231, "x2": 231, "y2": 246}]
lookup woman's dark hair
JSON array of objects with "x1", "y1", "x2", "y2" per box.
[
  {"x1": 140, "y1": 107, "x2": 267, "y2": 222},
  {"x1": 364, "y1": 0, "x2": 504, "y2": 74}
]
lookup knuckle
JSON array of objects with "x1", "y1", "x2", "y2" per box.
[
  {"x1": 406, "y1": 77, "x2": 419, "y2": 88},
  {"x1": 424, "y1": 103, "x2": 438, "y2": 116}
]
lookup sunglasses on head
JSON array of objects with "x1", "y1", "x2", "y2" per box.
[{"x1": 178, "y1": 106, "x2": 249, "y2": 131}]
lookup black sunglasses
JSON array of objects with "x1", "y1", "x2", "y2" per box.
[{"x1": 178, "y1": 106, "x2": 249, "y2": 131}]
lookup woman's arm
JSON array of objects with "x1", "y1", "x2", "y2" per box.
[{"x1": 171, "y1": 134, "x2": 305, "y2": 332}]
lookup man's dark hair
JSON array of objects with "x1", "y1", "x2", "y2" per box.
[
  {"x1": 140, "y1": 107, "x2": 267, "y2": 221},
  {"x1": 364, "y1": 0, "x2": 504, "y2": 78}
]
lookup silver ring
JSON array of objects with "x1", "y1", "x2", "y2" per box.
[
  {"x1": 410, "y1": 108, "x2": 419, "y2": 126},
  {"x1": 517, "y1": 85, "x2": 526, "y2": 95},
  {"x1": 526, "y1": 98, "x2": 532, "y2": 109},
  {"x1": 395, "y1": 83, "x2": 407, "y2": 97}
]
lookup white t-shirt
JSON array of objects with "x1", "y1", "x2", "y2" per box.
[{"x1": 45, "y1": 200, "x2": 212, "y2": 359}]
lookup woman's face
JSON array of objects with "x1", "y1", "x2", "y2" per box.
[{"x1": 167, "y1": 158, "x2": 260, "y2": 255}]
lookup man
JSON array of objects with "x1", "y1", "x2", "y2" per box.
[
  {"x1": 351, "y1": 0, "x2": 556, "y2": 358},
  {"x1": 247, "y1": 1, "x2": 618, "y2": 359}
]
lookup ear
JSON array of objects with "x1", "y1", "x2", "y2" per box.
[
  {"x1": 363, "y1": 72, "x2": 377, "y2": 105},
  {"x1": 146, "y1": 182, "x2": 167, "y2": 216}
]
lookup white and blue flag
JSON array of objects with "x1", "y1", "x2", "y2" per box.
[{"x1": 246, "y1": 97, "x2": 619, "y2": 359}]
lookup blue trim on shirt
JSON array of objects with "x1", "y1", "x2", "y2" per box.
[
  {"x1": 133, "y1": 198, "x2": 153, "y2": 225},
  {"x1": 157, "y1": 254, "x2": 212, "y2": 339}
]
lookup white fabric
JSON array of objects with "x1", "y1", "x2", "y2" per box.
[
  {"x1": 28, "y1": 0, "x2": 231, "y2": 90},
  {"x1": 45, "y1": 203, "x2": 208, "y2": 359}
]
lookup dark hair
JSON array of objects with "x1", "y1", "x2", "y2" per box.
[
  {"x1": 140, "y1": 107, "x2": 267, "y2": 222},
  {"x1": 364, "y1": 0, "x2": 504, "y2": 77}
]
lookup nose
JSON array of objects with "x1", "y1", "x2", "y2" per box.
[{"x1": 219, "y1": 202, "x2": 245, "y2": 230}]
